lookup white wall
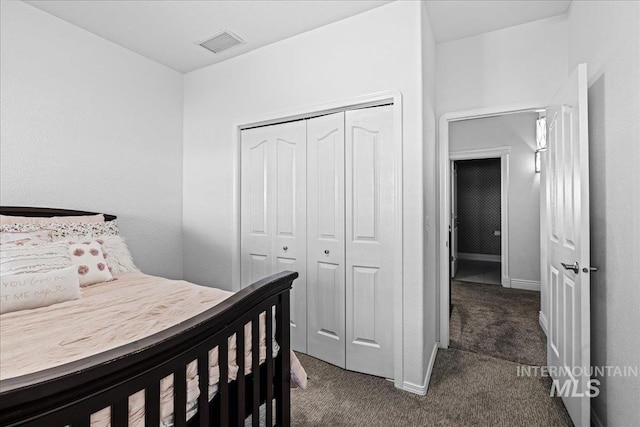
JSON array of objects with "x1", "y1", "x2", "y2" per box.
[
  {"x1": 450, "y1": 113, "x2": 541, "y2": 285},
  {"x1": 183, "y1": 0, "x2": 428, "y2": 388},
  {"x1": 0, "y1": 1, "x2": 184, "y2": 279},
  {"x1": 436, "y1": 15, "x2": 568, "y2": 117},
  {"x1": 420, "y1": 1, "x2": 439, "y2": 389},
  {"x1": 567, "y1": 2, "x2": 640, "y2": 425}
]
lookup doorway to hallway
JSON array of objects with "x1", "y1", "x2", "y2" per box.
[{"x1": 451, "y1": 157, "x2": 502, "y2": 287}]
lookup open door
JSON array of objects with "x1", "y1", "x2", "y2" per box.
[
  {"x1": 450, "y1": 161, "x2": 459, "y2": 278},
  {"x1": 545, "y1": 63, "x2": 591, "y2": 427}
]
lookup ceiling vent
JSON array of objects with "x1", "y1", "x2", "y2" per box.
[{"x1": 198, "y1": 30, "x2": 244, "y2": 54}]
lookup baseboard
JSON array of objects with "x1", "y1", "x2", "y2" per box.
[
  {"x1": 502, "y1": 276, "x2": 511, "y2": 287},
  {"x1": 457, "y1": 252, "x2": 501, "y2": 262},
  {"x1": 402, "y1": 343, "x2": 438, "y2": 396},
  {"x1": 591, "y1": 406, "x2": 604, "y2": 427},
  {"x1": 539, "y1": 311, "x2": 548, "y2": 336},
  {"x1": 511, "y1": 278, "x2": 541, "y2": 291}
]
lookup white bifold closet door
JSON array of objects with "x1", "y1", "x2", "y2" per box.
[
  {"x1": 307, "y1": 112, "x2": 347, "y2": 368},
  {"x1": 240, "y1": 120, "x2": 307, "y2": 352},
  {"x1": 307, "y1": 106, "x2": 395, "y2": 378},
  {"x1": 242, "y1": 105, "x2": 395, "y2": 378},
  {"x1": 344, "y1": 105, "x2": 395, "y2": 379}
]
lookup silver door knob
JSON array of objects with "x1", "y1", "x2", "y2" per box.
[
  {"x1": 324, "y1": 250, "x2": 330, "y2": 255},
  {"x1": 561, "y1": 262, "x2": 579, "y2": 273},
  {"x1": 283, "y1": 246, "x2": 288, "y2": 251}
]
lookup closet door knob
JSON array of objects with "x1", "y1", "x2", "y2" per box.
[
  {"x1": 283, "y1": 246, "x2": 288, "y2": 251},
  {"x1": 324, "y1": 250, "x2": 330, "y2": 255}
]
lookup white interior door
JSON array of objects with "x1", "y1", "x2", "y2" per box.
[
  {"x1": 451, "y1": 161, "x2": 459, "y2": 278},
  {"x1": 306, "y1": 112, "x2": 346, "y2": 368},
  {"x1": 241, "y1": 121, "x2": 307, "y2": 352},
  {"x1": 545, "y1": 63, "x2": 591, "y2": 427},
  {"x1": 345, "y1": 105, "x2": 394, "y2": 378}
]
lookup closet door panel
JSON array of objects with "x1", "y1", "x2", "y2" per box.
[
  {"x1": 345, "y1": 105, "x2": 394, "y2": 378},
  {"x1": 241, "y1": 121, "x2": 307, "y2": 352},
  {"x1": 307, "y1": 112, "x2": 346, "y2": 368},
  {"x1": 241, "y1": 129, "x2": 272, "y2": 287},
  {"x1": 272, "y1": 122, "x2": 307, "y2": 353}
]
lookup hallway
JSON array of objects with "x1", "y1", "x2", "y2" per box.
[{"x1": 449, "y1": 280, "x2": 546, "y2": 365}]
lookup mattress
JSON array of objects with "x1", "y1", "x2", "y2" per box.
[{"x1": 0, "y1": 272, "x2": 296, "y2": 426}]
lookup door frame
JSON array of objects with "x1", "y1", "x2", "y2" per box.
[
  {"x1": 450, "y1": 147, "x2": 511, "y2": 287},
  {"x1": 438, "y1": 104, "x2": 543, "y2": 348},
  {"x1": 232, "y1": 90, "x2": 405, "y2": 387}
]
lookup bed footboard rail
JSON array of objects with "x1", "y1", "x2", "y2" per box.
[{"x1": 0, "y1": 271, "x2": 297, "y2": 427}]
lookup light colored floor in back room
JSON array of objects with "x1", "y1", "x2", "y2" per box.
[{"x1": 454, "y1": 259, "x2": 501, "y2": 285}]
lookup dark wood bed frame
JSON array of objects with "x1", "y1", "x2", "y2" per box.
[{"x1": 0, "y1": 207, "x2": 296, "y2": 427}]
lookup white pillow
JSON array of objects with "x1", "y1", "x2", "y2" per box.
[
  {"x1": 0, "y1": 266, "x2": 80, "y2": 314},
  {"x1": 0, "y1": 243, "x2": 71, "y2": 276},
  {"x1": 68, "y1": 241, "x2": 113, "y2": 287},
  {"x1": 96, "y1": 236, "x2": 138, "y2": 275}
]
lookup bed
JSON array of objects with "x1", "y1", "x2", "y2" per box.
[{"x1": 0, "y1": 207, "x2": 298, "y2": 426}]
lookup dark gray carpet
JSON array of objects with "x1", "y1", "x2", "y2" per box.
[
  {"x1": 291, "y1": 351, "x2": 571, "y2": 426},
  {"x1": 287, "y1": 279, "x2": 570, "y2": 426},
  {"x1": 449, "y1": 280, "x2": 547, "y2": 366}
]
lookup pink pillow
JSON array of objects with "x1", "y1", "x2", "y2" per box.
[{"x1": 0, "y1": 214, "x2": 105, "y2": 225}]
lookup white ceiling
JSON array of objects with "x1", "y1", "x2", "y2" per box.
[
  {"x1": 24, "y1": 0, "x2": 392, "y2": 73},
  {"x1": 425, "y1": 0, "x2": 572, "y2": 44},
  {"x1": 24, "y1": 0, "x2": 572, "y2": 73}
]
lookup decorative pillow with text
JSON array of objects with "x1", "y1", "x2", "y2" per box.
[{"x1": 0, "y1": 266, "x2": 81, "y2": 314}]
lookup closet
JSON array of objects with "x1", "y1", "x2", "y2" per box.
[{"x1": 240, "y1": 105, "x2": 395, "y2": 379}]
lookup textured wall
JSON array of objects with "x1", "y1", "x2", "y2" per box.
[
  {"x1": 567, "y1": 2, "x2": 640, "y2": 425},
  {"x1": 0, "y1": 1, "x2": 184, "y2": 279},
  {"x1": 456, "y1": 158, "x2": 501, "y2": 256}
]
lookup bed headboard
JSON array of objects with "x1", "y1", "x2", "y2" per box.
[{"x1": 0, "y1": 206, "x2": 117, "y2": 222}]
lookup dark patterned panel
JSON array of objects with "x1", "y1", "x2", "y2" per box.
[{"x1": 456, "y1": 158, "x2": 501, "y2": 255}]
